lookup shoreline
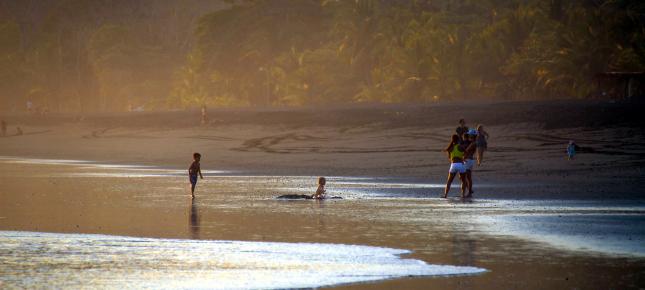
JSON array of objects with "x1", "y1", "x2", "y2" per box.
[{"x1": 3, "y1": 156, "x2": 645, "y2": 254}]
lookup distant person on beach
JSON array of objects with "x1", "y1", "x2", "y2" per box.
[
  {"x1": 39, "y1": 106, "x2": 49, "y2": 116},
  {"x1": 443, "y1": 134, "x2": 467, "y2": 198},
  {"x1": 463, "y1": 130, "x2": 478, "y2": 197},
  {"x1": 201, "y1": 105, "x2": 208, "y2": 125},
  {"x1": 475, "y1": 124, "x2": 489, "y2": 166},
  {"x1": 1, "y1": 120, "x2": 6, "y2": 137},
  {"x1": 188, "y1": 152, "x2": 204, "y2": 199},
  {"x1": 567, "y1": 140, "x2": 579, "y2": 160},
  {"x1": 456, "y1": 119, "x2": 468, "y2": 143},
  {"x1": 312, "y1": 177, "x2": 327, "y2": 199},
  {"x1": 16, "y1": 126, "x2": 23, "y2": 136}
]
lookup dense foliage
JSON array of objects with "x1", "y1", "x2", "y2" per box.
[{"x1": 1, "y1": 0, "x2": 643, "y2": 111}]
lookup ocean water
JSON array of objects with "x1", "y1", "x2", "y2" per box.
[
  {"x1": 477, "y1": 213, "x2": 645, "y2": 257},
  {"x1": 0, "y1": 231, "x2": 485, "y2": 289}
]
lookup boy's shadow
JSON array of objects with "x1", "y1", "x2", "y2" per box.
[{"x1": 189, "y1": 198, "x2": 200, "y2": 239}]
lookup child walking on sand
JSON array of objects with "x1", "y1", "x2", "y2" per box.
[
  {"x1": 312, "y1": 177, "x2": 327, "y2": 199},
  {"x1": 188, "y1": 152, "x2": 204, "y2": 198}
]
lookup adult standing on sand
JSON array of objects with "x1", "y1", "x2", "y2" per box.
[
  {"x1": 455, "y1": 119, "x2": 468, "y2": 143},
  {"x1": 201, "y1": 105, "x2": 208, "y2": 125},
  {"x1": 567, "y1": 140, "x2": 580, "y2": 160},
  {"x1": 463, "y1": 130, "x2": 478, "y2": 197},
  {"x1": 476, "y1": 124, "x2": 489, "y2": 166},
  {"x1": 443, "y1": 134, "x2": 468, "y2": 198}
]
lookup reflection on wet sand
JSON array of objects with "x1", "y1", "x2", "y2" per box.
[
  {"x1": 451, "y1": 225, "x2": 476, "y2": 266},
  {"x1": 189, "y1": 198, "x2": 199, "y2": 239},
  {"x1": 312, "y1": 199, "x2": 326, "y2": 234}
]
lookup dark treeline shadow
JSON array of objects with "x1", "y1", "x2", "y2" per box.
[{"x1": 1, "y1": 1, "x2": 643, "y2": 112}]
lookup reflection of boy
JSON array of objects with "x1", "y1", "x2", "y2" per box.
[{"x1": 188, "y1": 153, "x2": 203, "y2": 198}]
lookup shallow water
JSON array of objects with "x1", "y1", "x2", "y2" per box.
[
  {"x1": 477, "y1": 214, "x2": 645, "y2": 257},
  {"x1": 1, "y1": 157, "x2": 644, "y2": 289},
  {"x1": 0, "y1": 231, "x2": 485, "y2": 289}
]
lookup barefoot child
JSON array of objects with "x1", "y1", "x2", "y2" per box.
[
  {"x1": 188, "y1": 153, "x2": 203, "y2": 198},
  {"x1": 312, "y1": 177, "x2": 327, "y2": 199}
]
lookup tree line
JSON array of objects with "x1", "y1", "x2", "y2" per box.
[{"x1": 1, "y1": 0, "x2": 643, "y2": 112}]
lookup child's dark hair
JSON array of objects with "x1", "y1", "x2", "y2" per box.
[
  {"x1": 193, "y1": 152, "x2": 201, "y2": 159},
  {"x1": 318, "y1": 177, "x2": 326, "y2": 185}
]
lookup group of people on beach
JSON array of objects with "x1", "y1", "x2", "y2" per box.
[
  {"x1": 443, "y1": 119, "x2": 489, "y2": 199},
  {"x1": 187, "y1": 119, "x2": 489, "y2": 200}
]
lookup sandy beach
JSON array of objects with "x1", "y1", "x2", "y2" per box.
[{"x1": 1, "y1": 101, "x2": 645, "y2": 289}]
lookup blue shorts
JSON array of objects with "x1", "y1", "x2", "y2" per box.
[
  {"x1": 190, "y1": 175, "x2": 198, "y2": 185},
  {"x1": 464, "y1": 159, "x2": 475, "y2": 171}
]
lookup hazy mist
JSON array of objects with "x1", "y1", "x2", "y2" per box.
[{"x1": 1, "y1": 0, "x2": 643, "y2": 112}]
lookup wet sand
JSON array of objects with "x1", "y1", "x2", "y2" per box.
[
  {"x1": 1, "y1": 101, "x2": 645, "y2": 288},
  {"x1": 1, "y1": 159, "x2": 644, "y2": 289}
]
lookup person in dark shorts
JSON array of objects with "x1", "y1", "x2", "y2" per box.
[
  {"x1": 475, "y1": 124, "x2": 489, "y2": 166},
  {"x1": 463, "y1": 129, "x2": 478, "y2": 197},
  {"x1": 567, "y1": 140, "x2": 579, "y2": 160},
  {"x1": 188, "y1": 152, "x2": 204, "y2": 198}
]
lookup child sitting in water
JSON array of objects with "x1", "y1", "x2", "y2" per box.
[
  {"x1": 312, "y1": 177, "x2": 327, "y2": 199},
  {"x1": 188, "y1": 152, "x2": 204, "y2": 198}
]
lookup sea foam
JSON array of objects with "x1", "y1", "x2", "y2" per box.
[{"x1": 0, "y1": 231, "x2": 485, "y2": 289}]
